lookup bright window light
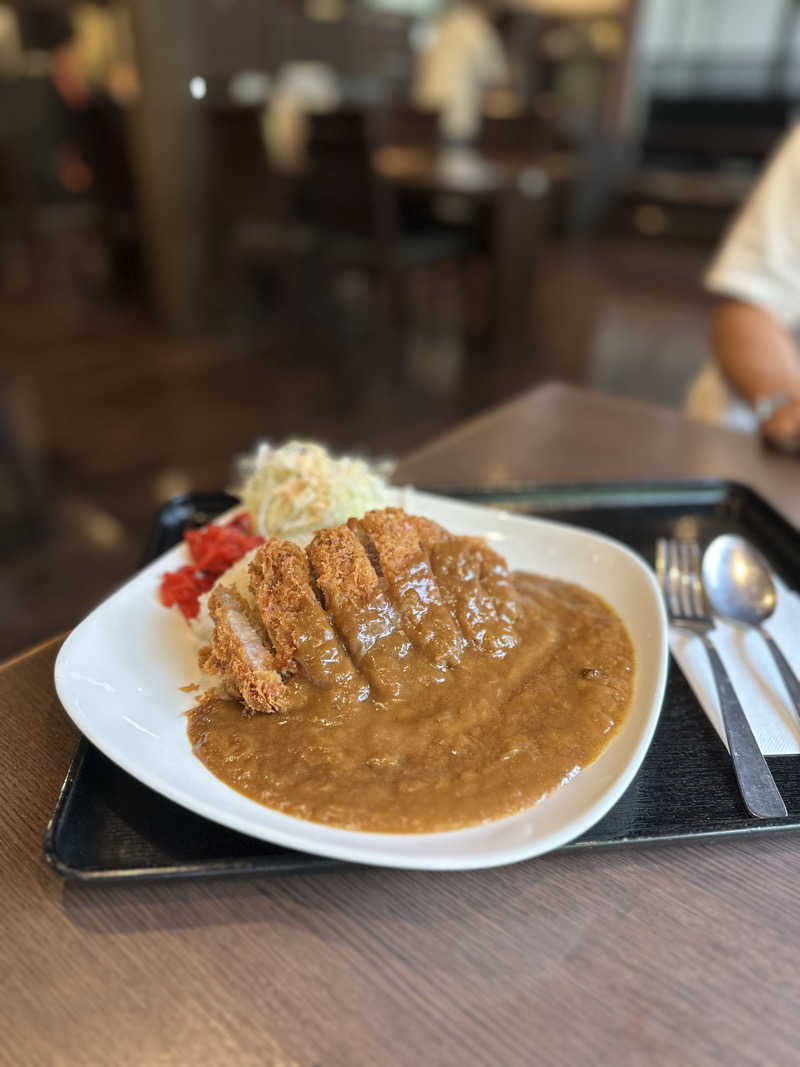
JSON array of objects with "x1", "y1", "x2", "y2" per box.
[{"x1": 189, "y1": 76, "x2": 207, "y2": 100}]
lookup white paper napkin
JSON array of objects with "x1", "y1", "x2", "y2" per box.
[{"x1": 669, "y1": 577, "x2": 800, "y2": 755}]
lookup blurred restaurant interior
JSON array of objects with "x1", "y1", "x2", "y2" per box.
[{"x1": 1, "y1": 0, "x2": 798, "y2": 658}]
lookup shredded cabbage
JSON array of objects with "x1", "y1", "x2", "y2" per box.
[{"x1": 234, "y1": 439, "x2": 394, "y2": 542}]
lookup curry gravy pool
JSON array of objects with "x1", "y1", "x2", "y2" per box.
[{"x1": 187, "y1": 573, "x2": 634, "y2": 833}]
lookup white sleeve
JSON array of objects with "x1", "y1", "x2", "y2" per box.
[{"x1": 705, "y1": 125, "x2": 800, "y2": 329}]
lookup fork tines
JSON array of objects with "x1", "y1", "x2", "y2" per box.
[{"x1": 655, "y1": 538, "x2": 710, "y2": 623}]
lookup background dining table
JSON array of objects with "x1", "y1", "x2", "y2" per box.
[
  {"x1": 372, "y1": 144, "x2": 564, "y2": 360},
  {"x1": 3, "y1": 382, "x2": 800, "y2": 1067}
]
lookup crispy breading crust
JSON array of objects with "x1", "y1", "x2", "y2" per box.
[
  {"x1": 248, "y1": 539, "x2": 358, "y2": 689},
  {"x1": 408, "y1": 514, "x2": 450, "y2": 548},
  {"x1": 201, "y1": 508, "x2": 519, "y2": 715},
  {"x1": 248, "y1": 540, "x2": 319, "y2": 675},
  {"x1": 307, "y1": 525, "x2": 378, "y2": 612},
  {"x1": 356, "y1": 508, "x2": 464, "y2": 668},
  {"x1": 200, "y1": 585, "x2": 287, "y2": 714},
  {"x1": 310, "y1": 522, "x2": 413, "y2": 690},
  {"x1": 346, "y1": 517, "x2": 382, "y2": 575},
  {"x1": 358, "y1": 508, "x2": 422, "y2": 584}
]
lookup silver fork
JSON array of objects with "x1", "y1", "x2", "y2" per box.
[{"x1": 656, "y1": 538, "x2": 787, "y2": 819}]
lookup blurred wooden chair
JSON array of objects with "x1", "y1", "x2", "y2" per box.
[
  {"x1": 299, "y1": 108, "x2": 377, "y2": 249},
  {"x1": 373, "y1": 103, "x2": 440, "y2": 149},
  {"x1": 0, "y1": 77, "x2": 36, "y2": 284},
  {"x1": 300, "y1": 107, "x2": 476, "y2": 334},
  {"x1": 0, "y1": 391, "x2": 48, "y2": 553},
  {"x1": 479, "y1": 110, "x2": 562, "y2": 155},
  {"x1": 205, "y1": 106, "x2": 314, "y2": 341}
]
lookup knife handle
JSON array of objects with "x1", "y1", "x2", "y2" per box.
[{"x1": 702, "y1": 635, "x2": 787, "y2": 819}]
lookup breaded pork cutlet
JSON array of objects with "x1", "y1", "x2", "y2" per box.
[
  {"x1": 307, "y1": 524, "x2": 379, "y2": 615},
  {"x1": 426, "y1": 536, "x2": 519, "y2": 655},
  {"x1": 410, "y1": 511, "x2": 518, "y2": 635},
  {"x1": 248, "y1": 539, "x2": 359, "y2": 693},
  {"x1": 200, "y1": 508, "x2": 521, "y2": 715},
  {"x1": 353, "y1": 508, "x2": 464, "y2": 668},
  {"x1": 476, "y1": 541, "x2": 519, "y2": 630},
  {"x1": 199, "y1": 586, "x2": 287, "y2": 714},
  {"x1": 408, "y1": 514, "x2": 450, "y2": 549},
  {"x1": 308, "y1": 524, "x2": 431, "y2": 698}
]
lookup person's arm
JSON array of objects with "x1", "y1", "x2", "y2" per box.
[
  {"x1": 711, "y1": 299, "x2": 800, "y2": 447},
  {"x1": 712, "y1": 299, "x2": 800, "y2": 401}
]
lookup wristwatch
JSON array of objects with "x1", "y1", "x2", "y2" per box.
[{"x1": 753, "y1": 393, "x2": 792, "y2": 423}]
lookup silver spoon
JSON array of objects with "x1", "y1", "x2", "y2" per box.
[{"x1": 702, "y1": 534, "x2": 800, "y2": 721}]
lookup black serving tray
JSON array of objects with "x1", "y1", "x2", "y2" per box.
[{"x1": 44, "y1": 480, "x2": 800, "y2": 883}]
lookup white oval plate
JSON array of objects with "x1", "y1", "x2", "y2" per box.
[{"x1": 54, "y1": 489, "x2": 668, "y2": 870}]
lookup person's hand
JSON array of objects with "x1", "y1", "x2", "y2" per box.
[{"x1": 761, "y1": 398, "x2": 800, "y2": 453}]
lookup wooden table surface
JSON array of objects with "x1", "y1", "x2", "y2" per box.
[
  {"x1": 372, "y1": 145, "x2": 573, "y2": 195},
  {"x1": 4, "y1": 383, "x2": 800, "y2": 1067},
  {"x1": 399, "y1": 382, "x2": 800, "y2": 526}
]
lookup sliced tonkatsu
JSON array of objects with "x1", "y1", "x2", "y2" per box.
[
  {"x1": 354, "y1": 508, "x2": 465, "y2": 669},
  {"x1": 308, "y1": 523, "x2": 436, "y2": 700},
  {"x1": 198, "y1": 586, "x2": 287, "y2": 715},
  {"x1": 198, "y1": 508, "x2": 521, "y2": 714},
  {"x1": 248, "y1": 539, "x2": 360, "y2": 696},
  {"x1": 425, "y1": 537, "x2": 520, "y2": 656}
]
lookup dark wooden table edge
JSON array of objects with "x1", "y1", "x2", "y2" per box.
[{"x1": 0, "y1": 631, "x2": 67, "y2": 673}]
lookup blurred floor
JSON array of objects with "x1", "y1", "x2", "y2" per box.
[{"x1": 0, "y1": 232, "x2": 713, "y2": 660}]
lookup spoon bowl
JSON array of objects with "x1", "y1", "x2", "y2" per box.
[
  {"x1": 702, "y1": 535, "x2": 778, "y2": 628},
  {"x1": 702, "y1": 534, "x2": 800, "y2": 722}
]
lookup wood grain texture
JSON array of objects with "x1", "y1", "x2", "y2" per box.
[
  {"x1": 4, "y1": 386, "x2": 800, "y2": 1066},
  {"x1": 396, "y1": 382, "x2": 800, "y2": 527}
]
